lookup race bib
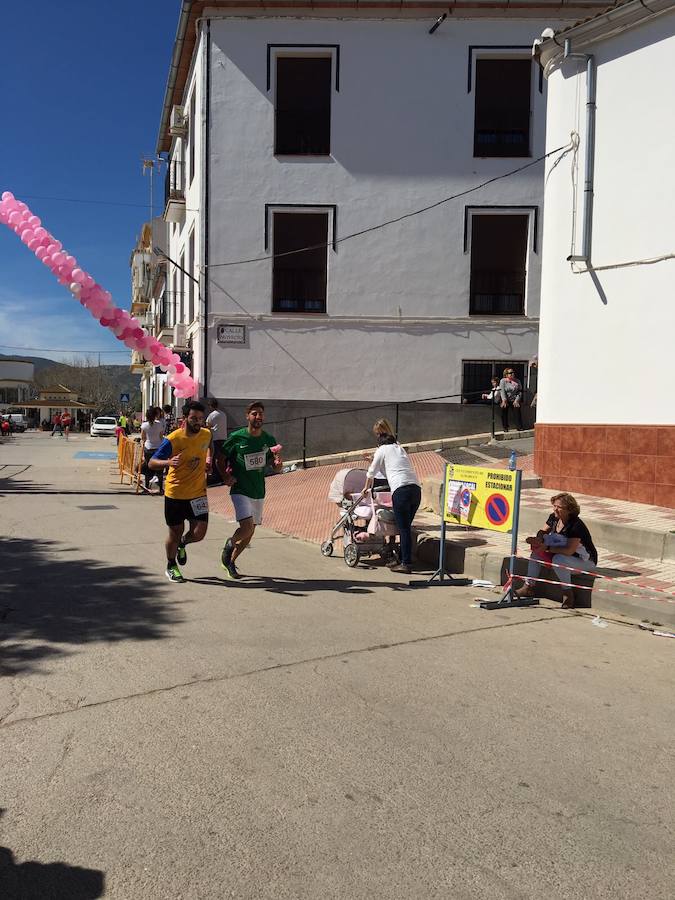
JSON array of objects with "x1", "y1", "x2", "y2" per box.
[
  {"x1": 190, "y1": 496, "x2": 209, "y2": 516},
  {"x1": 244, "y1": 450, "x2": 266, "y2": 471}
]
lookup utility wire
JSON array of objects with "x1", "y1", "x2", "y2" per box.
[
  {"x1": 208, "y1": 142, "x2": 574, "y2": 269},
  {"x1": 0, "y1": 344, "x2": 129, "y2": 355}
]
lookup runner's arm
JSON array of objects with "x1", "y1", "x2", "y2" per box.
[{"x1": 150, "y1": 438, "x2": 181, "y2": 470}]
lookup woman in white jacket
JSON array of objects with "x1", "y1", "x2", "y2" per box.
[{"x1": 365, "y1": 419, "x2": 421, "y2": 575}]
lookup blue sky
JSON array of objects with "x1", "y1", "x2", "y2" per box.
[{"x1": 0, "y1": 0, "x2": 180, "y2": 363}]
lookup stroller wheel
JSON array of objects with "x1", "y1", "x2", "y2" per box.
[
  {"x1": 344, "y1": 543, "x2": 359, "y2": 568},
  {"x1": 320, "y1": 541, "x2": 334, "y2": 557}
]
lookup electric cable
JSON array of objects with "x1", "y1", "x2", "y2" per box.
[{"x1": 208, "y1": 142, "x2": 574, "y2": 269}]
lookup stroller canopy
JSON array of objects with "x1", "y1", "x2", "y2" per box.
[{"x1": 327, "y1": 467, "x2": 368, "y2": 503}]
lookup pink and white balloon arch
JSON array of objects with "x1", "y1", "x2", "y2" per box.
[{"x1": 0, "y1": 191, "x2": 196, "y2": 399}]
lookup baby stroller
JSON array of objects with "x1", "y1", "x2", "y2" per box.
[{"x1": 321, "y1": 468, "x2": 400, "y2": 568}]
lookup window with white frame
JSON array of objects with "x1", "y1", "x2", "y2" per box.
[
  {"x1": 272, "y1": 211, "x2": 329, "y2": 313},
  {"x1": 474, "y1": 58, "x2": 531, "y2": 158}
]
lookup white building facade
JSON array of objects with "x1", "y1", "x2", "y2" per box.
[
  {"x1": 156, "y1": 0, "x2": 606, "y2": 452},
  {"x1": 0, "y1": 358, "x2": 34, "y2": 409},
  {"x1": 534, "y1": 0, "x2": 675, "y2": 507}
]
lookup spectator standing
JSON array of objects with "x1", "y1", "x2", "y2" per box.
[
  {"x1": 162, "y1": 404, "x2": 175, "y2": 435},
  {"x1": 141, "y1": 408, "x2": 165, "y2": 494},
  {"x1": 481, "y1": 377, "x2": 500, "y2": 403},
  {"x1": 61, "y1": 410, "x2": 72, "y2": 440},
  {"x1": 498, "y1": 368, "x2": 523, "y2": 432},
  {"x1": 118, "y1": 412, "x2": 129, "y2": 435},
  {"x1": 206, "y1": 399, "x2": 228, "y2": 440},
  {"x1": 365, "y1": 419, "x2": 421, "y2": 575}
]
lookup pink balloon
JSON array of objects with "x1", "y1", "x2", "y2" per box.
[
  {"x1": 173, "y1": 362, "x2": 186, "y2": 375},
  {"x1": 1, "y1": 191, "x2": 15, "y2": 202},
  {"x1": 20, "y1": 229, "x2": 35, "y2": 243},
  {"x1": 35, "y1": 247, "x2": 48, "y2": 261},
  {"x1": 33, "y1": 227, "x2": 47, "y2": 240},
  {"x1": 8, "y1": 211, "x2": 22, "y2": 225},
  {"x1": 71, "y1": 268, "x2": 86, "y2": 283},
  {"x1": 100, "y1": 317, "x2": 112, "y2": 327},
  {"x1": 27, "y1": 215, "x2": 41, "y2": 228}
]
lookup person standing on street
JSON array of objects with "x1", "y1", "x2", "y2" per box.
[
  {"x1": 141, "y1": 408, "x2": 165, "y2": 494},
  {"x1": 61, "y1": 410, "x2": 72, "y2": 440},
  {"x1": 365, "y1": 419, "x2": 421, "y2": 575},
  {"x1": 218, "y1": 401, "x2": 282, "y2": 580},
  {"x1": 149, "y1": 401, "x2": 213, "y2": 583},
  {"x1": 206, "y1": 399, "x2": 228, "y2": 440},
  {"x1": 51, "y1": 413, "x2": 63, "y2": 438},
  {"x1": 498, "y1": 368, "x2": 524, "y2": 432},
  {"x1": 118, "y1": 411, "x2": 129, "y2": 435},
  {"x1": 161, "y1": 404, "x2": 175, "y2": 435}
]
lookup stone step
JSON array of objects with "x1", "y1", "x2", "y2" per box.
[
  {"x1": 421, "y1": 475, "x2": 675, "y2": 563},
  {"x1": 414, "y1": 529, "x2": 675, "y2": 630}
]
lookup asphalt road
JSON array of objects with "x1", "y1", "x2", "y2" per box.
[{"x1": 1, "y1": 433, "x2": 673, "y2": 899}]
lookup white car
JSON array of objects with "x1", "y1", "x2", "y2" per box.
[{"x1": 90, "y1": 416, "x2": 118, "y2": 437}]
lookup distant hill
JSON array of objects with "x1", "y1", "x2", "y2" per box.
[{"x1": 0, "y1": 352, "x2": 141, "y2": 398}]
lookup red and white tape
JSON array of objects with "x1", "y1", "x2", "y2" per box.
[{"x1": 507, "y1": 556, "x2": 675, "y2": 604}]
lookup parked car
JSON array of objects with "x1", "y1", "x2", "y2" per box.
[
  {"x1": 90, "y1": 416, "x2": 118, "y2": 437},
  {"x1": 1, "y1": 414, "x2": 28, "y2": 433}
]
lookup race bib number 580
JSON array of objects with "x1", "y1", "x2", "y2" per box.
[{"x1": 244, "y1": 450, "x2": 266, "y2": 471}]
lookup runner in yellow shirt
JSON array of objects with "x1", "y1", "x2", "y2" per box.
[{"x1": 149, "y1": 401, "x2": 213, "y2": 583}]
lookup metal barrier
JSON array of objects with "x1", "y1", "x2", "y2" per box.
[{"x1": 117, "y1": 433, "x2": 144, "y2": 493}]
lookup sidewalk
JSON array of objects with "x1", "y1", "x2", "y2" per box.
[{"x1": 210, "y1": 450, "x2": 675, "y2": 625}]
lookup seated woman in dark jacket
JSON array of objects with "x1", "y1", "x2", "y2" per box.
[{"x1": 515, "y1": 492, "x2": 598, "y2": 608}]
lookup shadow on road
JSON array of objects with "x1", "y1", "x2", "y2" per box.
[
  {"x1": 0, "y1": 538, "x2": 180, "y2": 676},
  {"x1": 0, "y1": 847, "x2": 104, "y2": 900},
  {"x1": 190, "y1": 574, "x2": 413, "y2": 597}
]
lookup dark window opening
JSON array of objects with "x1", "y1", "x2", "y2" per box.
[
  {"x1": 462, "y1": 360, "x2": 527, "y2": 404},
  {"x1": 275, "y1": 57, "x2": 331, "y2": 155},
  {"x1": 273, "y1": 212, "x2": 328, "y2": 313},
  {"x1": 474, "y1": 59, "x2": 531, "y2": 158},
  {"x1": 470, "y1": 214, "x2": 528, "y2": 316}
]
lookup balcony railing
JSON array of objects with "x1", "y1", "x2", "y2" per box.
[
  {"x1": 469, "y1": 270, "x2": 525, "y2": 316},
  {"x1": 164, "y1": 159, "x2": 185, "y2": 204},
  {"x1": 154, "y1": 292, "x2": 184, "y2": 332}
]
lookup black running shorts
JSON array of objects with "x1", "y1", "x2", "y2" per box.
[{"x1": 164, "y1": 496, "x2": 209, "y2": 527}]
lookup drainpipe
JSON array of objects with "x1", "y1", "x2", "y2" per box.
[{"x1": 564, "y1": 39, "x2": 597, "y2": 267}]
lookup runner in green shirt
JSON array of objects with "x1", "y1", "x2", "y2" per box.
[{"x1": 218, "y1": 400, "x2": 282, "y2": 579}]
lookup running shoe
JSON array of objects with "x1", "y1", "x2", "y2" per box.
[
  {"x1": 221, "y1": 558, "x2": 241, "y2": 580},
  {"x1": 177, "y1": 542, "x2": 187, "y2": 565},
  {"x1": 221, "y1": 539, "x2": 233, "y2": 569},
  {"x1": 165, "y1": 563, "x2": 185, "y2": 583}
]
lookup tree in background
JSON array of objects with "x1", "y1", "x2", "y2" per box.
[{"x1": 33, "y1": 356, "x2": 141, "y2": 416}]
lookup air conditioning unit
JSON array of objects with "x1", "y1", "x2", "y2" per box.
[
  {"x1": 173, "y1": 323, "x2": 187, "y2": 348},
  {"x1": 169, "y1": 105, "x2": 187, "y2": 137}
]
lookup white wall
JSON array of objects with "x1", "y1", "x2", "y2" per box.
[
  {"x1": 167, "y1": 36, "x2": 204, "y2": 395},
  {"x1": 201, "y1": 16, "x2": 558, "y2": 402},
  {"x1": 538, "y1": 14, "x2": 675, "y2": 425},
  {"x1": 0, "y1": 359, "x2": 34, "y2": 384}
]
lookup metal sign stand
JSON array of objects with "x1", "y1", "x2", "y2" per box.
[
  {"x1": 479, "y1": 469, "x2": 537, "y2": 610},
  {"x1": 410, "y1": 474, "x2": 469, "y2": 588}
]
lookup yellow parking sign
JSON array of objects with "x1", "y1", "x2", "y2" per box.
[{"x1": 443, "y1": 464, "x2": 516, "y2": 533}]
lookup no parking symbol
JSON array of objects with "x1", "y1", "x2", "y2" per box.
[{"x1": 485, "y1": 493, "x2": 511, "y2": 527}]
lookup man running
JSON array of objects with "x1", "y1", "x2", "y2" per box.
[
  {"x1": 218, "y1": 401, "x2": 282, "y2": 579},
  {"x1": 149, "y1": 400, "x2": 213, "y2": 583}
]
